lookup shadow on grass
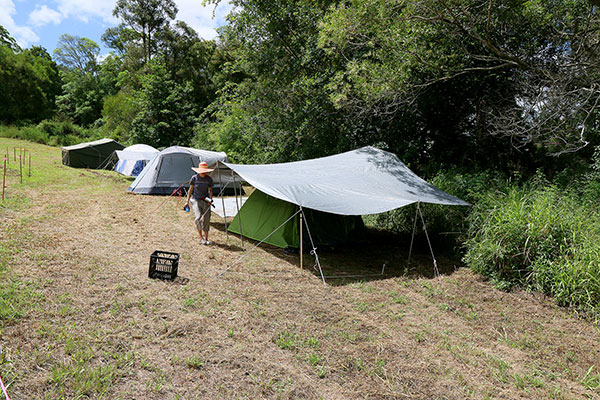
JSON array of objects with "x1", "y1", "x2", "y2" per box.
[{"x1": 211, "y1": 221, "x2": 464, "y2": 286}]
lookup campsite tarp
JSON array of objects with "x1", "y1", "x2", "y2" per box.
[
  {"x1": 127, "y1": 146, "x2": 228, "y2": 195},
  {"x1": 114, "y1": 144, "x2": 159, "y2": 176},
  {"x1": 62, "y1": 138, "x2": 125, "y2": 169},
  {"x1": 225, "y1": 146, "x2": 468, "y2": 248},
  {"x1": 224, "y1": 146, "x2": 469, "y2": 216}
]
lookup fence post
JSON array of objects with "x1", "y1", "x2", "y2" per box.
[
  {"x1": 29, "y1": 154, "x2": 31, "y2": 178},
  {"x1": 2, "y1": 157, "x2": 6, "y2": 201},
  {"x1": 19, "y1": 155, "x2": 22, "y2": 184}
]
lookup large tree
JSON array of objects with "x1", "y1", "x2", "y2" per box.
[
  {"x1": 113, "y1": 0, "x2": 178, "y2": 64},
  {"x1": 53, "y1": 34, "x2": 100, "y2": 74},
  {"x1": 318, "y1": 0, "x2": 600, "y2": 162}
]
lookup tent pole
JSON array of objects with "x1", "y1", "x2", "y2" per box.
[
  {"x1": 299, "y1": 208, "x2": 303, "y2": 270},
  {"x1": 217, "y1": 209, "x2": 301, "y2": 277},
  {"x1": 417, "y1": 202, "x2": 441, "y2": 280},
  {"x1": 300, "y1": 207, "x2": 327, "y2": 287},
  {"x1": 216, "y1": 161, "x2": 229, "y2": 241},
  {"x1": 407, "y1": 202, "x2": 419, "y2": 268},
  {"x1": 232, "y1": 171, "x2": 244, "y2": 248}
]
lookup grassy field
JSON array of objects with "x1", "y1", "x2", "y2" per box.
[{"x1": 1, "y1": 138, "x2": 600, "y2": 399}]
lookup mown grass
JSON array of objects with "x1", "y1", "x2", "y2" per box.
[{"x1": 0, "y1": 138, "x2": 134, "y2": 398}]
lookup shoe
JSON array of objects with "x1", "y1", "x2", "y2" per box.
[
  {"x1": 204, "y1": 240, "x2": 211, "y2": 245},
  {"x1": 200, "y1": 239, "x2": 207, "y2": 245}
]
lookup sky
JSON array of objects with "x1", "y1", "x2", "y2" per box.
[{"x1": 0, "y1": 0, "x2": 232, "y2": 55}]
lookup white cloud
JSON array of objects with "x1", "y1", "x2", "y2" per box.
[
  {"x1": 175, "y1": 0, "x2": 231, "y2": 40},
  {"x1": 54, "y1": 0, "x2": 118, "y2": 25},
  {"x1": 29, "y1": 5, "x2": 63, "y2": 27},
  {"x1": 0, "y1": 0, "x2": 39, "y2": 47}
]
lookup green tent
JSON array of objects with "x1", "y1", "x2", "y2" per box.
[
  {"x1": 62, "y1": 138, "x2": 125, "y2": 169},
  {"x1": 227, "y1": 190, "x2": 364, "y2": 248}
]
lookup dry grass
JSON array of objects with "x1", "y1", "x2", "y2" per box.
[{"x1": 1, "y1": 138, "x2": 600, "y2": 399}]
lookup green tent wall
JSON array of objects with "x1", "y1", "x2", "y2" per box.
[
  {"x1": 62, "y1": 138, "x2": 125, "y2": 169},
  {"x1": 227, "y1": 190, "x2": 364, "y2": 248}
]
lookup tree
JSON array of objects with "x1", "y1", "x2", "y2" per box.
[
  {"x1": 0, "y1": 28, "x2": 61, "y2": 124},
  {"x1": 113, "y1": 0, "x2": 178, "y2": 64},
  {"x1": 53, "y1": 34, "x2": 100, "y2": 74},
  {"x1": 130, "y1": 59, "x2": 197, "y2": 147},
  {"x1": 318, "y1": 0, "x2": 600, "y2": 164},
  {"x1": 197, "y1": 0, "x2": 348, "y2": 163}
]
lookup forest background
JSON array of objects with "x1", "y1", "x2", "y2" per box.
[{"x1": 2, "y1": 0, "x2": 600, "y2": 318}]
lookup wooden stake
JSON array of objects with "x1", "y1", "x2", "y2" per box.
[
  {"x1": 2, "y1": 158, "x2": 6, "y2": 201},
  {"x1": 13, "y1": 147, "x2": 16, "y2": 161},
  {"x1": 300, "y1": 210, "x2": 303, "y2": 270},
  {"x1": 28, "y1": 154, "x2": 31, "y2": 178}
]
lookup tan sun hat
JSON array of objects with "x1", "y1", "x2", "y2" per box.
[{"x1": 192, "y1": 161, "x2": 214, "y2": 174}]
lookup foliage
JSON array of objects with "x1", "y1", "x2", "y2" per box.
[
  {"x1": 113, "y1": 0, "x2": 178, "y2": 63},
  {"x1": 318, "y1": 0, "x2": 600, "y2": 162},
  {"x1": 53, "y1": 34, "x2": 100, "y2": 74},
  {"x1": 0, "y1": 123, "x2": 102, "y2": 147},
  {"x1": 101, "y1": 91, "x2": 138, "y2": 144},
  {"x1": 130, "y1": 60, "x2": 197, "y2": 147},
  {"x1": 0, "y1": 35, "x2": 61, "y2": 124},
  {"x1": 463, "y1": 183, "x2": 600, "y2": 318}
]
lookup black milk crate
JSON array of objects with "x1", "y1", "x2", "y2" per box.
[{"x1": 149, "y1": 250, "x2": 179, "y2": 281}]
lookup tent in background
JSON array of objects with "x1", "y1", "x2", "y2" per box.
[
  {"x1": 127, "y1": 146, "x2": 230, "y2": 195},
  {"x1": 61, "y1": 138, "x2": 125, "y2": 169},
  {"x1": 114, "y1": 144, "x2": 159, "y2": 176},
  {"x1": 226, "y1": 146, "x2": 469, "y2": 249}
]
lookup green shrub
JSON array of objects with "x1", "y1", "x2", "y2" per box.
[
  {"x1": 0, "y1": 123, "x2": 104, "y2": 147},
  {"x1": 463, "y1": 185, "x2": 600, "y2": 318}
]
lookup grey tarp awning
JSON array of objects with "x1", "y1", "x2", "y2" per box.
[{"x1": 224, "y1": 146, "x2": 469, "y2": 216}]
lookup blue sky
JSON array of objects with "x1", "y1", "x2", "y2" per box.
[{"x1": 1, "y1": 0, "x2": 232, "y2": 55}]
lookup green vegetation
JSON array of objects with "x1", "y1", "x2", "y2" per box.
[{"x1": 464, "y1": 182, "x2": 600, "y2": 318}]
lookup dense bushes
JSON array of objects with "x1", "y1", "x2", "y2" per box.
[
  {"x1": 463, "y1": 183, "x2": 600, "y2": 318},
  {"x1": 0, "y1": 121, "x2": 103, "y2": 147}
]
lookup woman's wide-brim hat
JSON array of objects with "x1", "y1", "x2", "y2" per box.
[{"x1": 192, "y1": 161, "x2": 214, "y2": 174}]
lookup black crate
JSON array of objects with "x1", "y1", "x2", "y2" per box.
[{"x1": 149, "y1": 250, "x2": 179, "y2": 281}]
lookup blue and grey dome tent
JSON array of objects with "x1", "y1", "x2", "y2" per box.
[{"x1": 127, "y1": 146, "x2": 228, "y2": 195}]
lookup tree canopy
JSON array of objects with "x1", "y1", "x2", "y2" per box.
[{"x1": 1, "y1": 1, "x2": 599, "y2": 176}]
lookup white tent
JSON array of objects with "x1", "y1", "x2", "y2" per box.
[
  {"x1": 114, "y1": 144, "x2": 159, "y2": 176},
  {"x1": 127, "y1": 146, "x2": 228, "y2": 195}
]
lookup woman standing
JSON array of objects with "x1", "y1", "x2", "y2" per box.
[{"x1": 184, "y1": 162, "x2": 214, "y2": 245}]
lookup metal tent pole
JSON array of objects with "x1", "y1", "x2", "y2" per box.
[
  {"x1": 417, "y1": 202, "x2": 441, "y2": 280},
  {"x1": 216, "y1": 161, "x2": 229, "y2": 241},
  {"x1": 232, "y1": 171, "x2": 243, "y2": 248},
  {"x1": 300, "y1": 207, "x2": 326, "y2": 287},
  {"x1": 407, "y1": 202, "x2": 419, "y2": 268},
  {"x1": 299, "y1": 208, "x2": 303, "y2": 269}
]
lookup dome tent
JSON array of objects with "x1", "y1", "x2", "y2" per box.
[
  {"x1": 114, "y1": 144, "x2": 159, "y2": 177},
  {"x1": 127, "y1": 146, "x2": 228, "y2": 195}
]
